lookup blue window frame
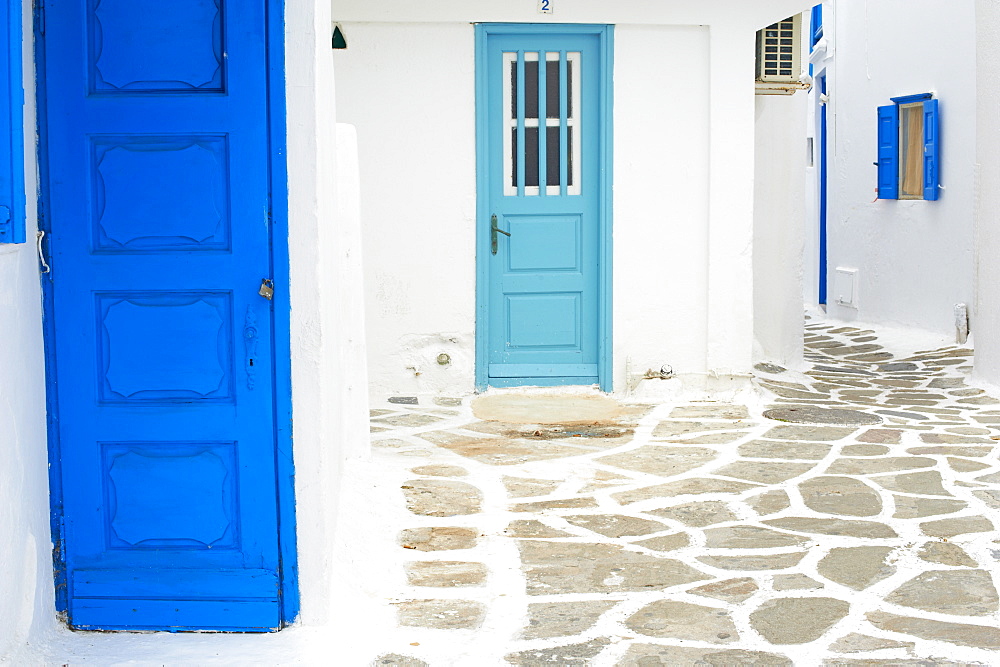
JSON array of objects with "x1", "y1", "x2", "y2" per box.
[
  {"x1": 876, "y1": 93, "x2": 940, "y2": 201},
  {"x1": 0, "y1": 0, "x2": 24, "y2": 243},
  {"x1": 810, "y1": 4, "x2": 823, "y2": 50}
]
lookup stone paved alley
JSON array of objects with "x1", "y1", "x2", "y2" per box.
[{"x1": 347, "y1": 318, "x2": 1000, "y2": 666}]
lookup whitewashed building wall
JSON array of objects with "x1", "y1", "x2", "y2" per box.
[
  {"x1": 333, "y1": 0, "x2": 815, "y2": 398},
  {"x1": 0, "y1": 2, "x2": 57, "y2": 656},
  {"x1": 753, "y1": 90, "x2": 809, "y2": 368},
  {"x1": 973, "y1": 0, "x2": 1000, "y2": 385},
  {"x1": 817, "y1": 0, "x2": 977, "y2": 336}
]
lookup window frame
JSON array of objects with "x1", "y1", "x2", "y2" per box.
[
  {"x1": 876, "y1": 93, "x2": 940, "y2": 202},
  {"x1": 810, "y1": 3, "x2": 823, "y2": 50}
]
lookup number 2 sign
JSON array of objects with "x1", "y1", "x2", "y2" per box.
[{"x1": 538, "y1": 0, "x2": 553, "y2": 14}]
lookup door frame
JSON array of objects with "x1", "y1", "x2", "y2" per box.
[
  {"x1": 817, "y1": 71, "x2": 828, "y2": 306},
  {"x1": 473, "y1": 22, "x2": 613, "y2": 393},
  {"x1": 35, "y1": 0, "x2": 300, "y2": 626}
]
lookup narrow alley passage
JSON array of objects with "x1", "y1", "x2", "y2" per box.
[{"x1": 340, "y1": 317, "x2": 1000, "y2": 666}]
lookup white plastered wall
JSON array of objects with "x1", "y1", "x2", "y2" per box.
[
  {"x1": 333, "y1": 22, "x2": 478, "y2": 398},
  {"x1": 0, "y1": 0, "x2": 58, "y2": 659},
  {"x1": 753, "y1": 91, "x2": 807, "y2": 367},
  {"x1": 279, "y1": 0, "x2": 372, "y2": 628},
  {"x1": 613, "y1": 25, "x2": 711, "y2": 387},
  {"x1": 973, "y1": 0, "x2": 1000, "y2": 384},
  {"x1": 822, "y1": 0, "x2": 976, "y2": 334},
  {"x1": 332, "y1": 0, "x2": 814, "y2": 398}
]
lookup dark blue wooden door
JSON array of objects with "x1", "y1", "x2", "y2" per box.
[{"x1": 42, "y1": 0, "x2": 292, "y2": 631}]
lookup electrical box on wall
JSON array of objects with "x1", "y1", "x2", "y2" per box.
[{"x1": 833, "y1": 267, "x2": 858, "y2": 308}]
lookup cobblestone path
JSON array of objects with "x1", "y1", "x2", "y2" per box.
[{"x1": 353, "y1": 320, "x2": 1000, "y2": 666}]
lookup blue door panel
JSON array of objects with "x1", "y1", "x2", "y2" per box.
[
  {"x1": 70, "y1": 599, "x2": 279, "y2": 633},
  {"x1": 488, "y1": 375, "x2": 600, "y2": 388},
  {"x1": 477, "y1": 26, "x2": 610, "y2": 389},
  {"x1": 92, "y1": 136, "x2": 231, "y2": 251},
  {"x1": 42, "y1": 0, "x2": 291, "y2": 631},
  {"x1": 72, "y1": 568, "x2": 280, "y2": 599},
  {"x1": 505, "y1": 215, "x2": 581, "y2": 271},
  {"x1": 489, "y1": 363, "x2": 598, "y2": 378},
  {"x1": 89, "y1": 0, "x2": 225, "y2": 92}
]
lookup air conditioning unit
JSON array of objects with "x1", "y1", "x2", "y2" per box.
[{"x1": 756, "y1": 14, "x2": 802, "y2": 83}]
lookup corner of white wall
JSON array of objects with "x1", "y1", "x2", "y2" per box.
[
  {"x1": 973, "y1": 0, "x2": 1000, "y2": 384},
  {"x1": 752, "y1": 91, "x2": 807, "y2": 367},
  {"x1": 706, "y1": 22, "x2": 758, "y2": 374},
  {"x1": 285, "y1": 0, "x2": 369, "y2": 627},
  {"x1": 333, "y1": 122, "x2": 371, "y2": 465},
  {"x1": 1, "y1": 0, "x2": 59, "y2": 657}
]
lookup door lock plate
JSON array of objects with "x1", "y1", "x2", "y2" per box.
[{"x1": 490, "y1": 214, "x2": 511, "y2": 255}]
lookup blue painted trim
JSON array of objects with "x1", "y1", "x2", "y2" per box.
[
  {"x1": 876, "y1": 103, "x2": 900, "y2": 200},
  {"x1": 474, "y1": 24, "x2": 489, "y2": 392},
  {"x1": 474, "y1": 23, "x2": 613, "y2": 393},
  {"x1": 537, "y1": 51, "x2": 547, "y2": 193},
  {"x1": 490, "y1": 363, "x2": 598, "y2": 377},
  {"x1": 558, "y1": 51, "x2": 568, "y2": 196},
  {"x1": 515, "y1": 52, "x2": 525, "y2": 196},
  {"x1": 598, "y1": 25, "x2": 613, "y2": 392},
  {"x1": 878, "y1": 94, "x2": 938, "y2": 202},
  {"x1": 922, "y1": 98, "x2": 940, "y2": 201},
  {"x1": 489, "y1": 376, "x2": 599, "y2": 388},
  {"x1": 818, "y1": 74, "x2": 828, "y2": 305},
  {"x1": 265, "y1": 0, "x2": 299, "y2": 624},
  {"x1": 809, "y1": 4, "x2": 823, "y2": 49},
  {"x1": 1, "y1": 0, "x2": 25, "y2": 244},
  {"x1": 34, "y1": 0, "x2": 68, "y2": 613},
  {"x1": 890, "y1": 92, "x2": 932, "y2": 105}
]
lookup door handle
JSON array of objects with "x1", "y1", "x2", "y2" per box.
[
  {"x1": 490, "y1": 214, "x2": 510, "y2": 255},
  {"x1": 36, "y1": 230, "x2": 51, "y2": 274}
]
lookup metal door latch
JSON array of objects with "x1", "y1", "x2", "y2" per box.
[
  {"x1": 491, "y1": 214, "x2": 510, "y2": 255},
  {"x1": 258, "y1": 278, "x2": 274, "y2": 300}
]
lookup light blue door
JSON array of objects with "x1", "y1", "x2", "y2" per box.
[
  {"x1": 476, "y1": 24, "x2": 612, "y2": 390},
  {"x1": 40, "y1": 0, "x2": 296, "y2": 631}
]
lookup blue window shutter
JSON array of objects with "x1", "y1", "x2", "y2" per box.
[
  {"x1": 810, "y1": 4, "x2": 823, "y2": 49},
  {"x1": 923, "y1": 98, "x2": 940, "y2": 201},
  {"x1": 0, "y1": 0, "x2": 24, "y2": 244},
  {"x1": 876, "y1": 104, "x2": 899, "y2": 200}
]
